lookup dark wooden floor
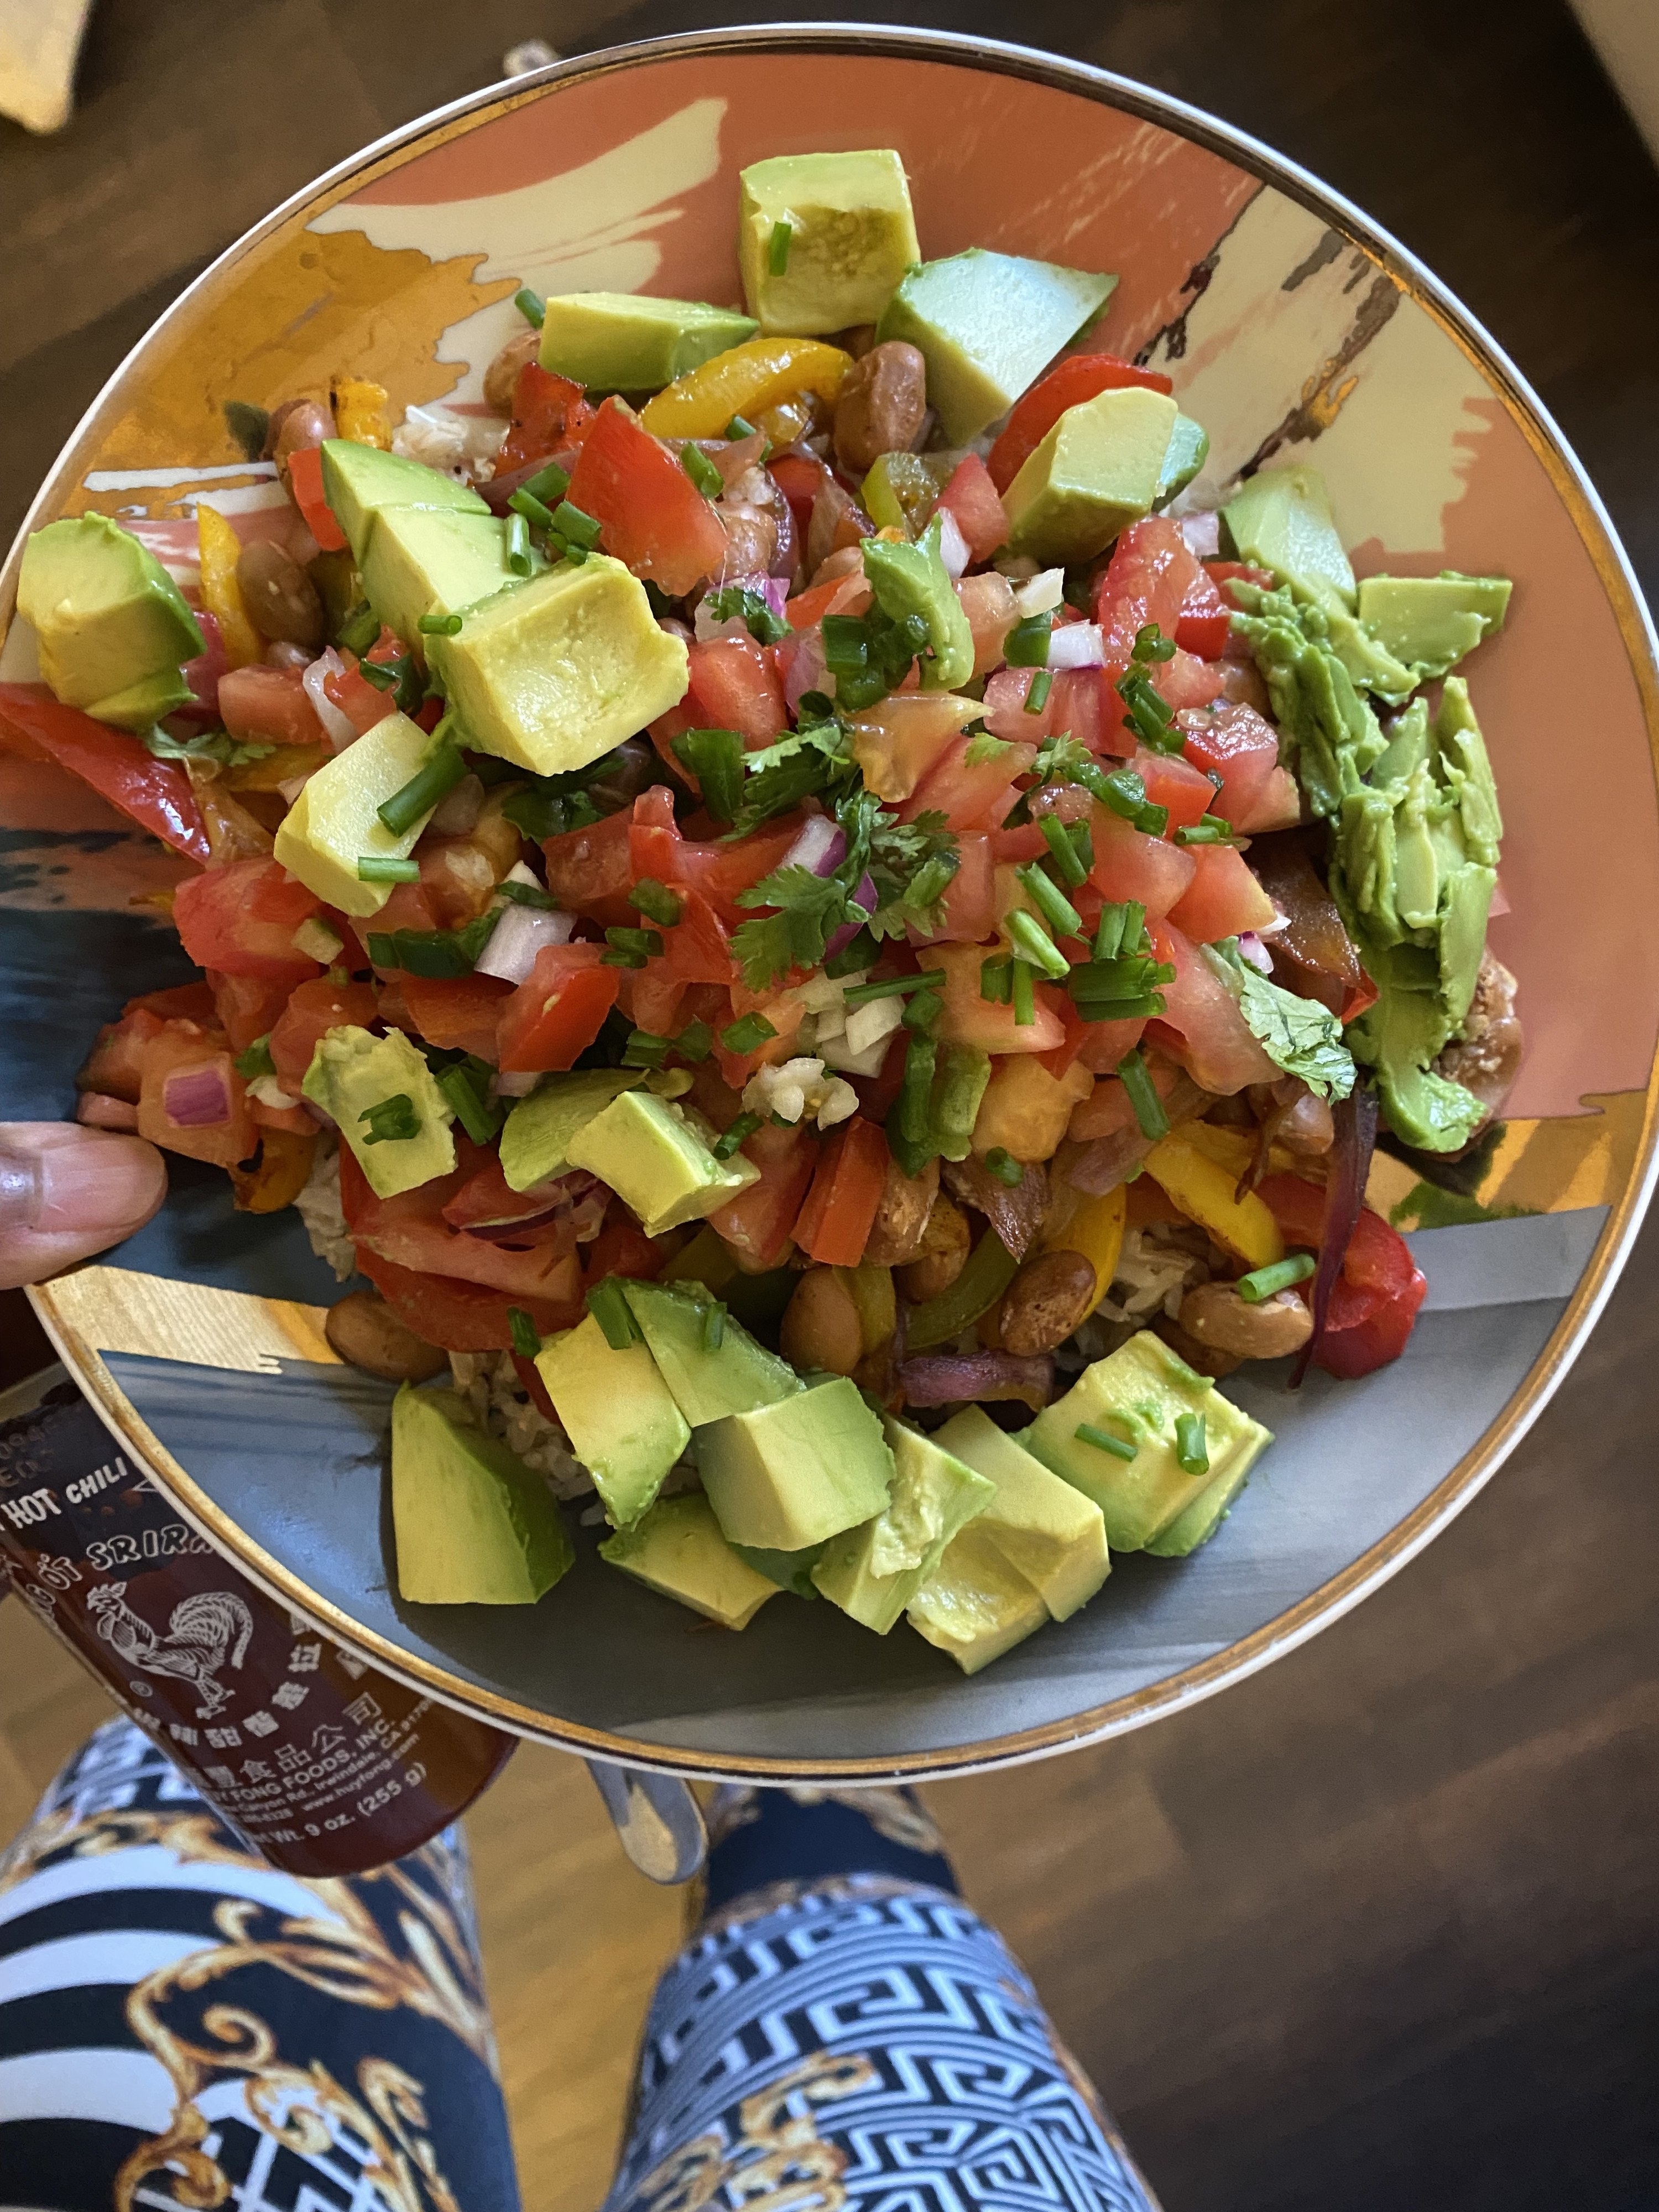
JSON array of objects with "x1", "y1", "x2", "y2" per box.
[{"x1": 3, "y1": 4, "x2": 1657, "y2": 2206}]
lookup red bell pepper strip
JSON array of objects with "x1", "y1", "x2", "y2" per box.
[
  {"x1": 988, "y1": 355, "x2": 1175, "y2": 492},
  {"x1": 1259, "y1": 1148, "x2": 1427, "y2": 1382},
  {"x1": 285, "y1": 445, "x2": 348, "y2": 552},
  {"x1": 0, "y1": 682, "x2": 210, "y2": 859},
  {"x1": 791, "y1": 1115, "x2": 890, "y2": 1267}
]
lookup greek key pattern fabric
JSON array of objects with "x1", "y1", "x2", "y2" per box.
[{"x1": 606, "y1": 1874, "x2": 1162, "y2": 2212}]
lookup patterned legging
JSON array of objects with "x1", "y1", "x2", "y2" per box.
[{"x1": 0, "y1": 1719, "x2": 1161, "y2": 2212}]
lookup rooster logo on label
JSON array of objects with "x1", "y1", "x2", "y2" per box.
[{"x1": 85, "y1": 1585, "x2": 254, "y2": 1718}]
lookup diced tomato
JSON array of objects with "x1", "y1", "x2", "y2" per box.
[
  {"x1": 620, "y1": 964, "x2": 686, "y2": 1036},
  {"x1": 791, "y1": 1116, "x2": 889, "y2": 1266},
  {"x1": 850, "y1": 1028, "x2": 909, "y2": 1121},
  {"x1": 911, "y1": 831, "x2": 995, "y2": 946},
  {"x1": 542, "y1": 807, "x2": 634, "y2": 926},
  {"x1": 580, "y1": 1215, "x2": 671, "y2": 1288},
  {"x1": 512, "y1": 1350, "x2": 559, "y2": 1420},
  {"x1": 173, "y1": 858, "x2": 322, "y2": 982},
  {"x1": 356, "y1": 1248, "x2": 580, "y2": 1352},
  {"x1": 988, "y1": 355, "x2": 1174, "y2": 493},
  {"x1": 1035, "y1": 991, "x2": 1089, "y2": 1079},
  {"x1": 496, "y1": 941, "x2": 619, "y2": 1072},
  {"x1": 441, "y1": 1152, "x2": 571, "y2": 1242},
  {"x1": 1256, "y1": 1175, "x2": 1427, "y2": 1378},
  {"x1": 933, "y1": 944, "x2": 1065, "y2": 1055},
  {"x1": 628, "y1": 784, "x2": 680, "y2": 880},
  {"x1": 1206, "y1": 560, "x2": 1276, "y2": 603},
  {"x1": 77, "y1": 1007, "x2": 163, "y2": 1103},
  {"x1": 1133, "y1": 747, "x2": 1215, "y2": 832},
  {"x1": 341, "y1": 1139, "x2": 582, "y2": 1300},
  {"x1": 1154, "y1": 648, "x2": 1224, "y2": 714},
  {"x1": 660, "y1": 886, "x2": 737, "y2": 985},
  {"x1": 399, "y1": 971, "x2": 512, "y2": 1057},
  {"x1": 1238, "y1": 766, "x2": 1302, "y2": 836},
  {"x1": 268, "y1": 976, "x2": 379, "y2": 1092},
  {"x1": 784, "y1": 573, "x2": 851, "y2": 632},
  {"x1": 218, "y1": 664, "x2": 328, "y2": 749},
  {"x1": 707, "y1": 1120, "x2": 817, "y2": 1269},
  {"x1": 497, "y1": 364, "x2": 594, "y2": 476},
  {"x1": 770, "y1": 452, "x2": 828, "y2": 534},
  {"x1": 1068, "y1": 1052, "x2": 1183, "y2": 1136},
  {"x1": 566, "y1": 397, "x2": 728, "y2": 597},
  {"x1": 1175, "y1": 566, "x2": 1232, "y2": 659},
  {"x1": 1074, "y1": 1016, "x2": 1151, "y2": 1074},
  {"x1": 935, "y1": 453, "x2": 1008, "y2": 562},
  {"x1": 711, "y1": 990, "x2": 805, "y2": 1089},
  {"x1": 1146, "y1": 920, "x2": 1277, "y2": 1093},
  {"x1": 208, "y1": 971, "x2": 292, "y2": 1053},
  {"x1": 126, "y1": 982, "x2": 218, "y2": 1021},
  {"x1": 627, "y1": 789, "x2": 803, "y2": 926},
  {"x1": 1094, "y1": 518, "x2": 1207, "y2": 745},
  {"x1": 0, "y1": 684, "x2": 209, "y2": 859},
  {"x1": 905, "y1": 733, "x2": 1035, "y2": 833},
  {"x1": 319, "y1": 632, "x2": 406, "y2": 739},
  {"x1": 685, "y1": 634, "x2": 787, "y2": 745},
  {"x1": 137, "y1": 1021, "x2": 255, "y2": 1167},
  {"x1": 1089, "y1": 810, "x2": 1197, "y2": 917},
  {"x1": 1166, "y1": 846, "x2": 1277, "y2": 943},
  {"x1": 286, "y1": 444, "x2": 347, "y2": 552},
  {"x1": 1176, "y1": 700, "x2": 1282, "y2": 831}
]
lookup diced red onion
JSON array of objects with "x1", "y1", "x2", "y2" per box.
[
  {"x1": 693, "y1": 572, "x2": 788, "y2": 643},
  {"x1": 474, "y1": 905, "x2": 575, "y2": 985},
  {"x1": 1236, "y1": 932, "x2": 1275, "y2": 974},
  {"x1": 934, "y1": 505, "x2": 970, "y2": 579},
  {"x1": 302, "y1": 648, "x2": 359, "y2": 751},
  {"x1": 900, "y1": 1350, "x2": 1054, "y2": 1408},
  {"x1": 769, "y1": 478, "x2": 798, "y2": 581},
  {"x1": 76, "y1": 1092, "x2": 139, "y2": 1131},
  {"x1": 782, "y1": 625, "x2": 832, "y2": 712},
  {"x1": 1292, "y1": 1079, "x2": 1380, "y2": 1389},
  {"x1": 491, "y1": 1070, "x2": 540, "y2": 1098},
  {"x1": 711, "y1": 430, "x2": 769, "y2": 492},
  {"x1": 1180, "y1": 510, "x2": 1222, "y2": 559},
  {"x1": 164, "y1": 1062, "x2": 232, "y2": 1128},
  {"x1": 782, "y1": 814, "x2": 846, "y2": 876},
  {"x1": 1046, "y1": 622, "x2": 1105, "y2": 670}
]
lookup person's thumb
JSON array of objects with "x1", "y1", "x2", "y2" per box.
[{"x1": 0, "y1": 1123, "x2": 168, "y2": 1291}]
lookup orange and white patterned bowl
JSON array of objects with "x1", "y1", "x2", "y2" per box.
[{"x1": 4, "y1": 28, "x2": 1656, "y2": 1778}]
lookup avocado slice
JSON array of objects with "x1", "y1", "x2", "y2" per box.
[
  {"x1": 273, "y1": 709, "x2": 441, "y2": 917},
  {"x1": 1143, "y1": 1450, "x2": 1253, "y2": 1557},
  {"x1": 875, "y1": 248, "x2": 1118, "y2": 445},
  {"x1": 1024, "y1": 1329, "x2": 1272, "y2": 1552},
  {"x1": 18, "y1": 513, "x2": 204, "y2": 716},
  {"x1": 302, "y1": 1024, "x2": 457, "y2": 1199},
  {"x1": 564, "y1": 1089, "x2": 759, "y2": 1238},
  {"x1": 1355, "y1": 571, "x2": 1511, "y2": 681},
  {"x1": 539, "y1": 293, "x2": 757, "y2": 392},
  {"x1": 863, "y1": 517, "x2": 974, "y2": 690},
  {"x1": 391, "y1": 1384, "x2": 573, "y2": 1605},
  {"x1": 739, "y1": 149, "x2": 920, "y2": 336},
  {"x1": 1004, "y1": 386, "x2": 1181, "y2": 566},
  {"x1": 361, "y1": 507, "x2": 531, "y2": 648},
  {"x1": 600, "y1": 1493, "x2": 778, "y2": 1627},
  {"x1": 1155, "y1": 413, "x2": 1209, "y2": 507},
  {"x1": 1222, "y1": 465, "x2": 1356, "y2": 615},
  {"x1": 931, "y1": 1404, "x2": 1109, "y2": 1620},
  {"x1": 811, "y1": 1416, "x2": 995, "y2": 1635},
  {"x1": 534, "y1": 1313, "x2": 690, "y2": 1529},
  {"x1": 620, "y1": 1278, "x2": 801, "y2": 1426},
  {"x1": 907, "y1": 1522, "x2": 1051, "y2": 1673},
  {"x1": 319, "y1": 440, "x2": 488, "y2": 566},
  {"x1": 426, "y1": 555, "x2": 689, "y2": 779},
  {"x1": 696, "y1": 1378, "x2": 894, "y2": 1553},
  {"x1": 498, "y1": 1068, "x2": 646, "y2": 1192}
]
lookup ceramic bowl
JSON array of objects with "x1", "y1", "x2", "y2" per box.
[{"x1": 4, "y1": 26, "x2": 1657, "y2": 1779}]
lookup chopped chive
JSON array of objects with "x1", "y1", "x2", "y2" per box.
[
  {"x1": 522, "y1": 459, "x2": 571, "y2": 505},
  {"x1": 1116, "y1": 1046, "x2": 1170, "y2": 1140},
  {"x1": 357, "y1": 654, "x2": 404, "y2": 692},
  {"x1": 721, "y1": 1011, "x2": 778, "y2": 1056},
  {"x1": 1017, "y1": 862, "x2": 1083, "y2": 942},
  {"x1": 514, "y1": 286, "x2": 546, "y2": 328},
  {"x1": 358, "y1": 1092, "x2": 419, "y2": 1144},
  {"x1": 1007, "y1": 908, "x2": 1069, "y2": 979},
  {"x1": 561, "y1": 543, "x2": 589, "y2": 566},
  {"x1": 1236, "y1": 1252, "x2": 1318, "y2": 1303},
  {"x1": 622, "y1": 1027, "x2": 672, "y2": 1070},
  {"x1": 1024, "y1": 668, "x2": 1055, "y2": 715},
  {"x1": 702, "y1": 1300, "x2": 726, "y2": 1351},
  {"x1": 1077, "y1": 1421, "x2": 1138, "y2": 1462},
  {"x1": 1133, "y1": 620, "x2": 1176, "y2": 664},
  {"x1": 234, "y1": 1034, "x2": 274, "y2": 1081},
  {"x1": 842, "y1": 969, "x2": 946, "y2": 1006},
  {"x1": 1040, "y1": 812, "x2": 1089, "y2": 886},
  {"x1": 1174, "y1": 815, "x2": 1236, "y2": 846},
  {"x1": 436, "y1": 1061, "x2": 502, "y2": 1143},
  {"x1": 504, "y1": 511, "x2": 531, "y2": 575},
  {"x1": 898, "y1": 1034, "x2": 938, "y2": 1143},
  {"x1": 725, "y1": 414, "x2": 757, "y2": 440},
  {"x1": 1175, "y1": 1412, "x2": 1209, "y2": 1475},
  {"x1": 417, "y1": 612, "x2": 463, "y2": 636},
  {"x1": 509, "y1": 486, "x2": 559, "y2": 534},
  {"x1": 377, "y1": 742, "x2": 466, "y2": 836},
  {"x1": 551, "y1": 499, "x2": 602, "y2": 549},
  {"x1": 904, "y1": 987, "x2": 944, "y2": 1034},
  {"x1": 675, "y1": 1018, "x2": 713, "y2": 1063},
  {"x1": 628, "y1": 877, "x2": 684, "y2": 927},
  {"x1": 603, "y1": 925, "x2": 662, "y2": 967},
  {"x1": 979, "y1": 954, "x2": 1013, "y2": 1005},
  {"x1": 769, "y1": 218, "x2": 792, "y2": 275},
  {"x1": 713, "y1": 1111, "x2": 762, "y2": 1160},
  {"x1": 508, "y1": 1306, "x2": 541, "y2": 1358},
  {"x1": 682, "y1": 443, "x2": 725, "y2": 499},
  {"x1": 357, "y1": 855, "x2": 421, "y2": 882},
  {"x1": 1093, "y1": 901, "x2": 1129, "y2": 961},
  {"x1": 586, "y1": 1276, "x2": 639, "y2": 1349},
  {"x1": 337, "y1": 602, "x2": 380, "y2": 656},
  {"x1": 1121, "y1": 899, "x2": 1146, "y2": 949},
  {"x1": 1011, "y1": 958, "x2": 1036, "y2": 1027},
  {"x1": 496, "y1": 877, "x2": 555, "y2": 909},
  {"x1": 1004, "y1": 612, "x2": 1053, "y2": 667},
  {"x1": 983, "y1": 1147, "x2": 1025, "y2": 1187}
]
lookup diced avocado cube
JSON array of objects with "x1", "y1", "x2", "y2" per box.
[
  {"x1": 1222, "y1": 464, "x2": 1356, "y2": 615},
  {"x1": 391, "y1": 1384, "x2": 572, "y2": 1604},
  {"x1": 696, "y1": 1378, "x2": 894, "y2": 1552},
  {"x1": 1004, "y1": 386, "x2": 1180, "y2": 566},
  {"x1": 272, "y1": 709, "x2": 438, "y2": 916},
  {"x1": 1144, "y1": 1451, "x2": 1254, "y2": 1557},
  {"x1": 18, "y1": 514, "x2": 204, "y2": 713},
  {"x1": 730, "y1": 1541, "x2": 825, "y2": 1598},
  {"x1": 907, "y1": 1522, "x2": 1051, "y2": 1674},
  {"x1": 1355, "y1": 571, "x2": 1512, "y2": 679},
  {"x1": 319, "y1": 439, "x2": 488, "y2": 566},
  {"x1": 498, "y1": 1068, "x2": 646, "y2": 1191},
  {"x1": 620, "y1": 1278, "x2": 801, "y2": 1426},
  {"x1": 600, "y1": 1493, "x2": 778, "y2": 1627},
  {"x1": 85, "y1": 663, "x2": 196, "y2": 733},
  {"x1": 1025, "y1": 1329, "x2": 1272, "y2": 1551},
  {"x1": 427, "y1": 555, "x2": 688, "y2": 779},
  {"x1": 931, "y1": 1403, "x2": 1109, "y2": 1620},
  {"x1": 361, "y1": 506, "x2": 529, "y2": 648},
  {"x1": 1155, "y1": 413, "x2": 1209, "y2": 506},
  {"x1": 565, "y1": 1089, "x2": 758, "y2": 1238},
  {"x1": 539, "y1": 293, "x2": 758, "y2": 392},
  {"x1": 875, "y1": 248, "x2": 1118, "y2": 444},
  {"x1": 739, "y1": 149, "x2": 920, "y2": 336},
  {"x1": 302, "y1": 1024, "x2": 456, "y2": 1199},
  {"x1": 534, "y1": 1313, "x2": 690, "y2": 1528},
  {"x1": 811, "y1": 1416, "x2": 995, "y2": 1635}
]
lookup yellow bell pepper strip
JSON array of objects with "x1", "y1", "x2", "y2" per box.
[
  {"x1": 229, "y1": 1127, "x2": 317, "y2": 1213},
  {"x1": 330, "y1": 376, "x2": 391, "y2": 448},
  {"x1": 639, "y1": 338, "x2": 852, "y2": 440},
  {"x1": 195, "y1": 505, "x2": 262, "y2": 670},
  {"x1": 1143, "y1": 1133, "x2": 1285, "y2": 1269},
  {"x1": 1039, "y1": 1183, "x2": 1127, "y2": 1324},
  {"x1": 834, "y1": 1262, "x2": 897, "y2": 1355}
]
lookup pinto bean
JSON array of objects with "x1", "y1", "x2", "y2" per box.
[
  {"x1": 833, "y1": 341, "x2": 928, "y2": 473},
  {"x1": 265, "y1": 398, "x2": 335, "y2": 486},
  {"x1": 780, "y1": 1267, "x2": 864, "y2": 1375},
  {"x1": 999, "y1": 1249, "x2": 1098, "y2": 1357},
  {"x1": 1178, "y1": 1281, "x2": 1313, "y2": 1361},
  {"x1": 896, "y1": 1193, "x2": 970, "y2": 1303},
  {"x1": 719, "y1": 502, "x2": 779, "y2": 580},
  {"x1": 863, "y1": 1155, "x2": 940, "y2": 1268},
  {"x1": 1434, "y1": 951, "x2": 1523, "y2": 1121},
  {"x1": 325, "y1": 1290, "x2": 449, "y2": 1381},
  {"x1": 236, "y1": 539, "x2": 325, "y2": 646},
  {"x1": 484, "y1": 327, "x2": 541, "y2": 415}
]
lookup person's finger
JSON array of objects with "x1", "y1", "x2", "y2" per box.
[{"x1": 0, "y1": 1123, "x2": 167, "y2": 1291}]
